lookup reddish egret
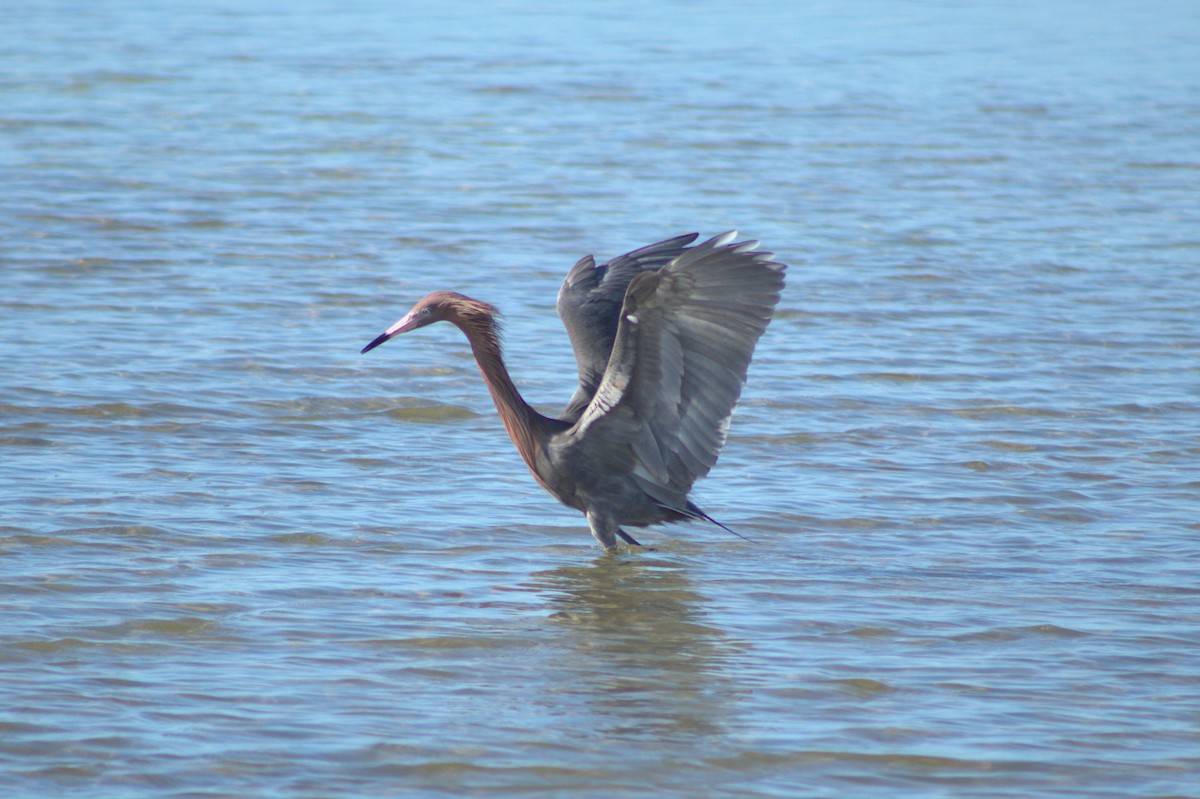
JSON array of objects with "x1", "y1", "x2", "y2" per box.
[{"x1": 361, "y1": 232, "x2": 786, "y2": 550}]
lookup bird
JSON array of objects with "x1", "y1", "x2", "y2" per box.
[{"x1": 361, "y1": 231, "x2": 786, "y2": 551}]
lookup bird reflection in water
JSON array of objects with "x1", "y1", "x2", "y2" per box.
[
  {"x1": 362, "y1": 232, "x2": 786, "y2": 551},
  {"x1": 526, "y1": 555, "x2": 744, "y2": 741}
]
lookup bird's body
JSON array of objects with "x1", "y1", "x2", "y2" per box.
[{"x1": 362, "y1": 232, "x2": 785, "y2": 550}]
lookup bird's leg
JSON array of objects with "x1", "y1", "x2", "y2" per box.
[
  {"x1": 616, "y1": 529, "x2": 644, "y2": 547},
  {"x1": 618, "y1": 528, "x2": 655, "y2": 551},
  {"x1": 585, "y1": 509, "x2": 620, "y2": 552},
  {"x1": 586, "y1": 509, "x2": 650, "y2": 551}
]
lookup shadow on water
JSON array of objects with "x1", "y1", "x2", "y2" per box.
[{"x1": 524, "y1": 554, "x2": 745, "y2": 742}]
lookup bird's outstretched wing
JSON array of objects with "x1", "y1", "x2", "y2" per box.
[
  {"x1": 556, "y1": 233, "x2": 700, "y2": 422},
  {"x1": 567, "y1": 232, "x2": 786, "y2": 511}
]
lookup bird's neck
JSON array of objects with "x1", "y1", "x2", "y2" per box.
[{"x1": 459, "y1": 317, "x2": 552, "y2": 476}]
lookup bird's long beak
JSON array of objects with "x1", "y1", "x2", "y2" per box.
[{"x1": 360, "y1": 310, "x2": 420, "y2": 354}]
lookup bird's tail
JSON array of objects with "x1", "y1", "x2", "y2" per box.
[{"x1": 684, "y1": 502, "x2": 758, "y2": 543}]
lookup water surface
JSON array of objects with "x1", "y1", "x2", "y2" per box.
[{"x1": 3, "y1": 1, "x2": 1199, "y2": 796}]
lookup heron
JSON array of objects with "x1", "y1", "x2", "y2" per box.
[{"x1": 361, "y1": 231, "x2": 786, "y2": 551}]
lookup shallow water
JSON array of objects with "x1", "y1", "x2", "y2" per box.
[{"x1": 3, "y1": 1, "x2": 1199, "y2": 797}]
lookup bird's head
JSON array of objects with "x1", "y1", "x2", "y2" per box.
[{"x1": 361, "y1": 291, "x2": 498, "y2": 354}]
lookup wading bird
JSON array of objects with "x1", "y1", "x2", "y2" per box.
[{"x1": 361, "y1": 232, "x2": 785, "y2": 550}]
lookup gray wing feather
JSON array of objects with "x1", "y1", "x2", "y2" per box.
[
  {"x1": 556, "y1": 233, "x2": 700, "y2": 421},
  {"x1": 569, "y1": 232, "x2": 786, "y2": 510}
]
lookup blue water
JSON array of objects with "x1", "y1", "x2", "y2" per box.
[{"x1": 3, "y1": 1, "x2": 1199, "y2": 797}]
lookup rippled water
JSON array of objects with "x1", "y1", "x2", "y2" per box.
[{"x1": 3, "y1": 1, "x2": 1199, "y2": 796}]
